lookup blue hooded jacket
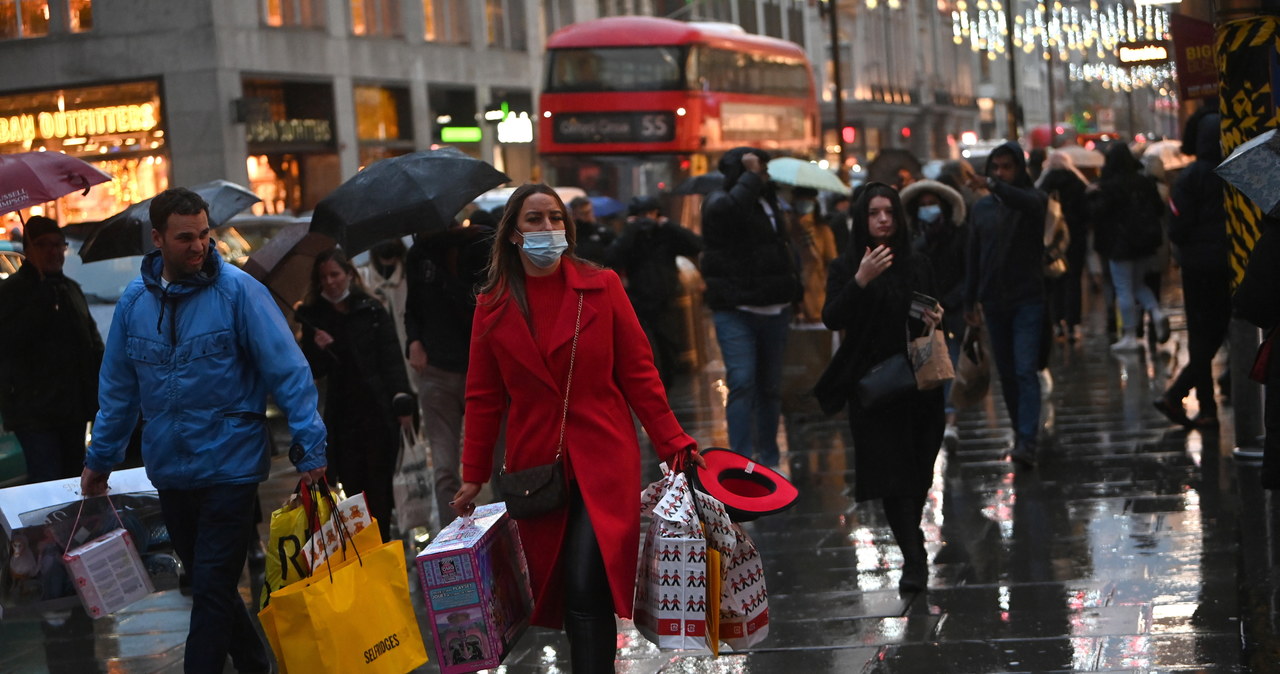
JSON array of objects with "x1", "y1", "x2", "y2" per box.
[{"x1": 86, "y1": 248, "x2": 327, "y2": 489}]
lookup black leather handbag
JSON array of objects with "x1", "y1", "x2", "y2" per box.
[
  {"x1": 496, "y1": 293, "x2": 583, "y2": 520},
  {"x1": 854, "y1": 351, "x2": 916, "y2": 411}
]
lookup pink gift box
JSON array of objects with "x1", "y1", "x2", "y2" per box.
[{"x1": 415, "y1": 503, "x2": 532, "y2": 674}]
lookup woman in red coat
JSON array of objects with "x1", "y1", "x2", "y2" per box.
[{"x1": 451, "y1": 184, "x2": 702, "y2": 672}]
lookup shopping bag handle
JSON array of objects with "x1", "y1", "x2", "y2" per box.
[
  {"x1": 311, "y1": 479, "x2": 364, "y2": 583},
  {"x1": 60, "y1": 493, "x2": 126, "y2": 553}
]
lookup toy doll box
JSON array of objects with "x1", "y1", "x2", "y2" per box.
[
  {"x1": 416, "y1": 503, "x2": 533, "y2": 674},
  {"x1": 62, "y1": 527, "x2": 155, "y2": 619}
]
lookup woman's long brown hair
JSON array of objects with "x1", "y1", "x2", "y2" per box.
[{"x1": 479, "y1": 183, "x2": 581, "y2": 317}]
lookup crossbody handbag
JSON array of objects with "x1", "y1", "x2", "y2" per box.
[{"x1": 496, "y1": 291, "x2": 583, "y2": 520}]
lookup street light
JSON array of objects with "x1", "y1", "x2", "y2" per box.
[{"x1": 820, "y1": 0, "x2": 847, "y2": 179}]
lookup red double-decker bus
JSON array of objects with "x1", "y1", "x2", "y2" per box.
[{"x1": 538, "y1": 16, "x2": 820, "y2": 199}]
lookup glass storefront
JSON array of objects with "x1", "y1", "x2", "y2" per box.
[
  {"x1": 354, "y1": 84, "x2": 413, "y2": 169},
  {"x1": 242, "y1": 79, "x2": 338, "y2": 215},
  {"x1": 0, "y1": 79, "x2": 168, "y2": 230}
]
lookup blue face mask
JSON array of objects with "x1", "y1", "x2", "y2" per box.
[
  {"x1": 519, "y1": 230, "x2": 569, "y2": 268},
  {"x1": 917, "y1": 204, "x2": 943, "y2": 224}
]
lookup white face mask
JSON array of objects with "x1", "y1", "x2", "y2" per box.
[
  {"x1": 518, "y1": 230, "x2": 569, "y2": 268},
  {"x1": 322, "y1": 285, "x2": 351, "y2": 305}
]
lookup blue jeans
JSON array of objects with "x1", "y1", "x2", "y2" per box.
[
  {"x1": 158, "y1": 483, "x2": 269, "y2": 673},
  {"x1": 1109, "y1": 257, "x2": 1160, "y2": 333},
  {"x1": 984, "y1": 303, "x2": 1044, "y2": 451},
  {"x1": 712, "y1": 309, "x2": 790, "y2": 467}
]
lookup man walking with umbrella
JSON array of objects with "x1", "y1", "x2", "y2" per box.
[
  {"x1": 80, "y1": 187, "x2": 328, "y2": 673},
  {"x1": 0, "y1": 216, "x2": 104, "y2": 483}
]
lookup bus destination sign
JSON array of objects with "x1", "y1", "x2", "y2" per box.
[{"x1": 553, "y1": 112, "x2": 676, "y2": 144}]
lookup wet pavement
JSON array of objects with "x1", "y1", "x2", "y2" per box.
[{"x1": 5, "y1": 288, "x2": 1280, "y2": 673}]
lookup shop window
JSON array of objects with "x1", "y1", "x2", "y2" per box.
[
  {"x1": 351, "y1": 0, "x2": 400, "y2": 37},
  {"x1": 264, "y1": 0, "x2": 325, "y2": 28},
  {"x1": 68, "y1": 0, "x2": 91, "y2": 32},
  {"x1": 485, "y1": 0, "x2": 525, "y2": 51},
  {"x1": 542, "y1": 0, "x2": 573, "y2": 34},
  {"x1": 0, "y1": 0, "x2": 50, "y2": 40},
  {"x1": 423, "y1": 0, "x2": 468, "y2": 44}
]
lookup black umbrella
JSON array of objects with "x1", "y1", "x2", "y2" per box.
[
  {"x1": 78, "y1": 180, "x2": 260, "y2": 263},
  {"x1": 309, "y1": 148, "x2": 509, "y2": 256},
  {"x1": 673, "y1": 172, "x2": 725, "y2": 196},
  {"x1": 866, "y1": 149, "x2": 924, "y2": 187},
  {"x1": 241, "y1": 222, "x2": 338, "y2": 322}
]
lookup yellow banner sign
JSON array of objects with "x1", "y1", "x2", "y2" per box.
[{"x1": 0, "y1": 103, "x2": 159, "y2": 144}]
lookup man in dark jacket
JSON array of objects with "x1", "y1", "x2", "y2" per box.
[
  {"x1": 701, "y1": 147, "x2": 802, "y2": 469},
  {"x1": 964, "y1": 142, "x2": 1047, "y2": 468},
  {"x1": 1157, "y1": 111, "x2": 1230, "y2": 429},
  {"x1": 405, "y1": 217, "x2": 494, "y2": 528},
  {"x1": 569, "y1": 196, "x2": 615, "y2": 266},
  {"x1": 0, "y1": 216, "x2": 103, "y2": 482},
  {"x1": 609, "y1": 195, "x2": 703, "y2": 387}
]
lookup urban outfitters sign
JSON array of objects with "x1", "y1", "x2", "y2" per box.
[
  {"x1": 0, "y1": 103, "x2": 159, "y2": 145},
  {"x1": 246, "y1": 119, "x2": 333, "y2": 145}
]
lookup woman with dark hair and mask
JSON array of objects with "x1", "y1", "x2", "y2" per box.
[
  {"x1": 821, "y1": 182, "x2": 946, "y2": 594},
  {"x1": 449, "y1": 183, "x2": 703, "y2": 672},
  {"x1": 297, "y1": 248, "x2": 414, "y2": 542}
]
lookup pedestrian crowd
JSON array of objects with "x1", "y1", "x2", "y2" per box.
[{"x1": 2, "y1": 108, "x2": 1279, "y2": 672}]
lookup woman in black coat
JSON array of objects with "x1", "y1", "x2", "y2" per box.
[
  {"x1": 297, "y1": 248, "x2": 413, "y2": 541},
  {"x1": 821, "y1": 182, "x2": 945, "y2": 594}
]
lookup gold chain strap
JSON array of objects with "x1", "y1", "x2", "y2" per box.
[{"x1": 556, "y1": 292, "x2": 584, "y2": 460}]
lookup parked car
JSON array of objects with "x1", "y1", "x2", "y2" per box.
[{"x1": 0, "y1": 241, "x2": 22, "y2": 281}]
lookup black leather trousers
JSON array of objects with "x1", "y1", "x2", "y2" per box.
[{"x1": 562, "y1": 487, "x2": 617, "y2": 672}]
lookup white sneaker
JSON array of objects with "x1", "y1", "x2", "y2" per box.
[
  {"x1": 1110, "y1": 335, "x2": 1142, "y2": 352},
  {"x1": 943, "y1": 425, "x2": 960, "y2": 451}
]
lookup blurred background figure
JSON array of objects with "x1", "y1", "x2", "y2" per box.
[
  {"x1": 826, "y1": 193, "x2": 853, "y2": 257},
  {"x1": 359, "y1": 237, "x2": 411, "y2": 370},
  {"x1": 902, "y1": 180, "x2": 968, "y2": 448},
  {"x1": 405, "y1": 214, "x2": 496, "y2": 529},
  {"x1": 1037, "y1": 152, "x2": 1092, "y2": 342},
  {"x1": 297, "y1": 249, "x2": 413, "y2": 541},
  {"x1": 608, "y1": 195, "x2": 703, "y2": 388},
  {"x1": 1158, "y1": 111, "x2": 1230, "y2": 430},
  {"x1": 568, "y1": 196, "x2": 615, "y2": 266},
  {"x1": 0, "y1": 216, "x2": 103, "y2": 482},
  {"x1": 787, "y1": 187, "x2": 838, "y2": 324}
]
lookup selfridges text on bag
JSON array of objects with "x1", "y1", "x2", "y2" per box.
[{"x1": 416, "y1": 503, "x2": 533, "y2": 674}]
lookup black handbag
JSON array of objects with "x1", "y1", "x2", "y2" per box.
[
  {"x1": 854, "y1": 351, "x2": 916, "y2": 411},
  {"x1": 496, "y1": 292, "x2": 583, "y2": 520}
]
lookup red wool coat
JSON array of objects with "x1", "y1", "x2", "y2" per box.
[{"x1": 462, "y1": 260, "x2": 694, "y2": 628}]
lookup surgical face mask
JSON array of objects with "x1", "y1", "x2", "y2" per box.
[
  {"x1": 322, "y1": 287, "x2": 351, "y2": 305},
  {"x1": 518, "y1": 230, "x2": 569, "y2": 269},
  {"x1": 795, "y1": 200, "x2": 815, "y2": 215},
  {"x1": 917, "y1": 204, "x2": 943, "y2": 224}
]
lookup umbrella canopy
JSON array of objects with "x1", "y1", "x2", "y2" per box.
[
  {"x1": 673, "y1": 172, "x2": 724, "y2": 195},
  {"x1": 1143, "y1": 139, "x2": 1193, "y2": 173},
  {"x1": 1215, "y1": 128, "x2": 1280, "y2": 216},
  {"x1": 1052, "y1": 145, "x2": 1104, "y2": 169},
  {"x1": 766, "y1": 157, "x2": 848, "y2": 193},
  {"x1": 589, "y1": 196, "x2": 625, "y2": 218},
  {"x1": 241, "y1": 222, "x2": 338, "y2": 320},
  {"x1": 0, "y1": 151, "x2": 112, "y2": 217},
  {"x1": 78, "y1": 180, "x2": 261, "y2": 263},
  {"x1": 866, "y1": 149, "x2": 924, "y2": 186},
  {"x1": 309, "y1": 148, "x2": 509, "y2": 256}
]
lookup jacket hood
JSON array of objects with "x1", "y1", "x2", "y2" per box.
[
  {"x1": 899, "y1": 179, "x2": 967, "y2": 226},
  {"x1": 985, "y1": 141, "x2": 1033, "y2": 188},
  {"x1": 718, "y1": 146, "x2": 771, "y2": 190},
  {"x1": 1194, "y1": 113, "x2": 1222, "y2": 164},
  {"x1": 141, "y1": 246, "x2": 223, "y2": 294}
]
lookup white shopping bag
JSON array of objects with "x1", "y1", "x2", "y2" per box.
[
  {"x1": 301, "y1": 491, "x2": 375, "y2": 572},
  {"x1": 717, "y1": 522, "x2": 769, "y2": 650},
  {"x1": 393, "y1": 427, "x2": 433, "y2": 532}
]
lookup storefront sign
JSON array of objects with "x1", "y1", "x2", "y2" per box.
[
  {"x1": 0, "y1": 103, "x2": 159, "y2": 145},
  {"x1": 1117, "y1": 41, "x2": 1171, "y2": 67},
  {"x1": 1170, "y1": 14, "x2": 1217, "y2": 100},
  {"x1": 497, "y1": 112, "x2": 533, "y2": 144},
  {"x1": 552, "y1": 112, "x2": 675, "y2": 144},
  {"x1": 247, "y1": 118, "x2": 333, "y2": 145}
]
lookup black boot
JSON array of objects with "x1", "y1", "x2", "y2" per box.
[
  {"x1": 883, "y1": 496, "x2": 928, "y2": 594},
  {"x1": 564, "y1": 612, "x2": 617, "y2": 673}
]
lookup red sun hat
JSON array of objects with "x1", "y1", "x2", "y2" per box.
[{"x1": 690, "y1": 448, "x2": 798, "y2": 522}]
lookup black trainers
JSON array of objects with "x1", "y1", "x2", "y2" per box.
[
  {"x1": 1153, "y1": 395, "x2": 1194, "y2": 428},
  {"x1": 1009, "y1": 445, "x2": 1037, "y2": 469}
]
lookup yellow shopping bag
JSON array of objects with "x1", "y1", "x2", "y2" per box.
[
  {"x1": 261, "y1": 483, "x2": 335, "y2": 609},
  {"x1": 260, "y1": 519, "x2": 384, "y2": 673},
  {"x1": 264, "y1": 538, "x2": 428, "y2": 674}
]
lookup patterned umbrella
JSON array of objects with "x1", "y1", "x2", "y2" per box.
[{"x1": 1214, "y1": 129, "x2": 1280, "y2": 216}]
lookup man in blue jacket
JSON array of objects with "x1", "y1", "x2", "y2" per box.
[
  {"x1": 81, "y1": 188, "x2": 327, "y2": 673},
  {"x1": 964, "y1": 142, "x2": 1047, "y2": 468}
]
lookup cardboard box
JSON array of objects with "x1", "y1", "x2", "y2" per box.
[
  {"x1": 415, "y1": 503, "x2": 532, "y2": 674},
  {"x1": 62, "y1": 527, "x2": 155, "y2": 618}
]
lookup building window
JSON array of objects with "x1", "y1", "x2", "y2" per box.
[
  {"x1": 68, "y1": 0, "x2": 91, "y2": 32},
  {"x1": 423, "y1": 0, "x2": 468, "y2": 44},
  {"x1": 543, "y1": 0, "x2": 573, "y2": 34},
  {"x1": 485, "y1": 0, "x2": 525, "y2": 51},
  {"x1": 351, "y1": 0, "x2": 400, "y2": 37},
  {"x1": 0, "y1": 0, "x2": 50, "y2": 40},
  {"x1": 265, "y1": 0, "x2": 325, "y2": 28}
]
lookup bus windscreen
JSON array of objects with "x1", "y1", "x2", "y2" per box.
[{"x1": 546, "y1": 47, "x2": 688, "y2": 93}]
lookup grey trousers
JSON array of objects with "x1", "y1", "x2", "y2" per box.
[{"x1": 416, "y1": 365, "x2": 466, "y2": 529}]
